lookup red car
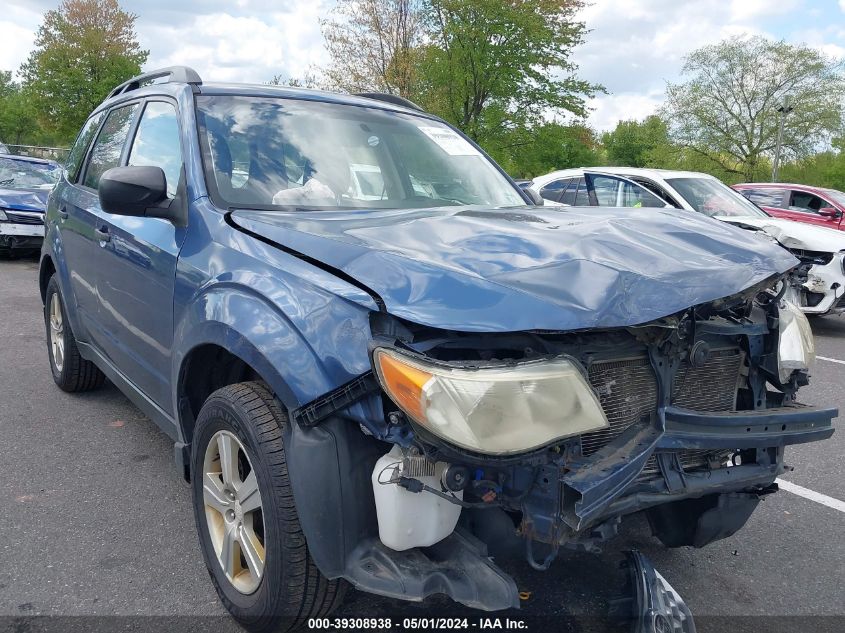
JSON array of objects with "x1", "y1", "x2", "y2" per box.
[{"x1": 733, "y1": 182, "x2": 845, "y2": 230}]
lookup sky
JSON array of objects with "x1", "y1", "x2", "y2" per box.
[{"x1": 2, "y1": 0, "x2": 845, "y2": 131}]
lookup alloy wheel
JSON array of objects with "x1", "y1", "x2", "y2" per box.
[
  {"x1": 202, "y1": 430, "x2": 266, "y2": 594},
  {"x1": 49, "y1": 293, "x2": 65, "y2": 373}
]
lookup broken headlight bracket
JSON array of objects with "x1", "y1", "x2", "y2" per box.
[{"x1": 291, "y1": 371, "x2": 381, "y2": 428}]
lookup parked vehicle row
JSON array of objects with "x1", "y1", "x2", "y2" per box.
[
  {"x1": 529, "y1": 168, "x2": 845, "y2": 317},
  {"x1": 0, "y1": 154, "x2": 61, "y2": 257},
  {"x1": 32, "y1": 67, "x2": 833, "y2": 632}
]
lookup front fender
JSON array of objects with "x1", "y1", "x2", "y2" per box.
[{"x1": 172, "y1": 282, "x2": 372, "y2": 415}]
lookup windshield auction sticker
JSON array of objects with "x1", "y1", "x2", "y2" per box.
[{"x1": 417, "y1": 126, "x2": 481, "y2": 156}]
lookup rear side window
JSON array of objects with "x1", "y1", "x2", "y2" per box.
[
  {"x1": 539, "y1": 179, "x2": 568, "y2": 203},
  {"x1": 64, "y1": 112, "x2": 106, "y2": 183},
  {"x1": 128, "y1": 101, "x2": 182, "y2": 198},
  {"x1": 82, "y1": 103, "x2": 138, "y2": 190},
  {"x1": 741, "y1": 188, "x2": 786, "y2": 208}
]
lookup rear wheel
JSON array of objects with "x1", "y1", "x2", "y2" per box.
[
  {"x1": 44, "y1": 274, "x2": 105, "y2": 392},
  {"x1": 191, "y1": 381, "x2": 346, "y2": 632}
]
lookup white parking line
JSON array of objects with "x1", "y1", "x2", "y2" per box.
[
  {"x1": 776, "y1": 478, "x2": 845, "y2": 513},
  {"x1": 817, "y1": 355, "x2": 845, "y2": 365}
]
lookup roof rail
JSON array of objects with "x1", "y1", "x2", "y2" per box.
[
  {"x1": 353, "y1": 92, "x2": 425, "y2": 112},
  {"x1": 107, "y1": 66, "x2": 203, "y2": 99}
]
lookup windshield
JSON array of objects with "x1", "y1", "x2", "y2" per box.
[
  {"x1": 195, "y1": 95, "x2": 525, "y2": 211},
  {"x1": 0, "y1": 157, "x2": 61, "y2": 190},
  {"x1": 822, "y1": 188, "x2": 845, "y2": 207},
  {"x1": 666, "y1": 177, "x2": 768, "y2": 218}
]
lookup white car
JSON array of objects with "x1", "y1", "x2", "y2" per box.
[{"x1": 530, "y1": 168, "x2": 845, "y2": 316}]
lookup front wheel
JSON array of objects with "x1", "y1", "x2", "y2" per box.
[{"x1": 191, "y1": 382, "x2": 345, "y2": 632}]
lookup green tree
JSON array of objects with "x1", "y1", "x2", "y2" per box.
[
  {"x1": 19, "y1": 0, "x2": 148, "y2": 142},
  {"x1": 663, "y1": 36, "x2": 845, "y2": 181},
  {"x1": 417, "y1": 0, "x2": 600, "y2": 149},
  {"x1": 602, "y1": 115, "x2": 670, "y2": 167},
  {"x1": 780, "y1": 139, "x2": 845, "y2": 190},
  {"x1": 497, "y1": 122, "x2": 602, "y2": 177},
  {"x1": 0, "y1": 71, "x2": 39, "y2": 146}
]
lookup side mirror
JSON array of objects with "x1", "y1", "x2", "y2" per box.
[
  {"x1": 99, "y1": 166, "x2": 182, "y2": 223},
  {"x1": 522, "y1": 187, "x2": 544, "y2": 206},
  {"x1": 818, "y1": 206, "x2": 841, "y2": 219}
]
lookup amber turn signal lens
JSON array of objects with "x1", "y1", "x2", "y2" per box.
[{"x1": 374, "y1": 350, "x2": 432, "y2": 422}]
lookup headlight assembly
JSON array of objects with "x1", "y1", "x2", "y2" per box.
[
  {"x1": 778, "y1": 300, "x2": 815, "y2": 383},
  {"x1": 372, "y1": 348, "x2": 609, "y2": 455}
]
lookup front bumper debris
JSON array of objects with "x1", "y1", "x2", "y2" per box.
[
  {"x1": 799, "y1": 252, "x2": 845, "y2": 315},
  {"x1": 344, "y1": 529, "x2": 520, "y2": 611},
  {"x1": 620, "y1": 551, "x2": 696, "y2": 633},
  {"x1": 526, "y1": 404, "x2": 836, "y2": 537}
]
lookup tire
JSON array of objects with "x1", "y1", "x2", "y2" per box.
[
  {"x1": 44, "y1": 274, "x2": 106, "y2": 392},
  {"x1": 191, "y1": 381, "x2": 346, "y2": 632}
]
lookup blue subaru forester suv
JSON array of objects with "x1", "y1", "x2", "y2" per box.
[{"x1": 41, "y1": 67, "x2": 834, "y2": 630}]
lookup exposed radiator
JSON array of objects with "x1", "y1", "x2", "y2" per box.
[{"x1": 581, "y1": 348, "x2": 743, "y2": 473}]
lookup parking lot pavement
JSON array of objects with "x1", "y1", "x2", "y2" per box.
[{"x1": 1, "y1": 256, "x2": 843, "y2": 631}]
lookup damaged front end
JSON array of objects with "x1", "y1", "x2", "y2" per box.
[
  {"x1": 786, "y1": 249, "x2": 845, "y2": 315},
  {"x1": 293, "y1": 275, "x2": 835, "y2": 610}
]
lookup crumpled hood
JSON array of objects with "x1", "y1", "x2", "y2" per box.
[
  {"x1": 231, "y1": 205, "x2": 798, "y2": 332},
  {"x1": 0, "y1": 188, "x2": 49, "y2": 213},
  {"x1": 719, "y1": 215, "x2": 845, "y2": 253}
]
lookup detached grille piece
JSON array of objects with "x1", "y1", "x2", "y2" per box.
[{"x1": 581, "y1": 349, "x2": 743, "y2": 474}]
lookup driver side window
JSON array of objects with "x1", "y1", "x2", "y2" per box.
[{"x1": 789, "y1": 191, "x2": 826, "y2": 214}]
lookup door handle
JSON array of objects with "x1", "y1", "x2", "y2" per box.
[
  {"x1": 94, "y1": 227, "x2": 110, "y2": 243},
  {"x1": 58, "y1": 206, "x2": 68, "y2": 219}
]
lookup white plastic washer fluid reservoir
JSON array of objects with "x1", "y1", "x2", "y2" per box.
[{"x1": 371, "y1": 446, "x2": 463, "y2": 551}]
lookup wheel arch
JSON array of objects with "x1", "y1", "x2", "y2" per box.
[
  {"x1": 175, "y1": 335, "x2": 301, "y2": 447},
  {"x1": 39, "y1": 254, "x2": 56, "y2": 303},
  {"x1": 172, "y1": 283, "x2": 370, "y2": 443}
]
